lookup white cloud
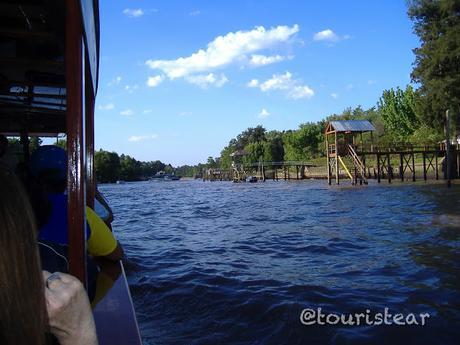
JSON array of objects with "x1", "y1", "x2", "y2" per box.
[
  {"x1": 125, "y1": 84, "x2": 139, "y2": 93},
  {"x1": 143, "y1": 109, "x2": 153, "y2": 114},
  {"x1": 146, "y1": 25, "x2": 299, "y2": 79},
  {"x1": 254, "y1": 71, "x2": 314, "y2": 100},
  {"x1": 331, "y1": 93, "x2": 338, "y2": 99},
  {"x1": 313, "y1": 29, "x2": 350, "y2": 43},
  {"x1": 258, "y1": 109, "x2": 270, "y2": 118},
  {"x1": 346, "y1": 83, "x2": 354, "y2": 90},
  {"x1": 179, "y1": 111, "x2": 192, "y2": 117},
  {"x1": 146, "y1": 75, "x2": 164, "y2": 88},
  {"x1": 128, "y1": 134, "x2": 158, "y2": 142},
  {"x1": 289, "y1": 86, "x2": 315, "y2": 100},
  {"x1": 98, "y1": 103, "x2": 115, "y2": 111},
  {"x1": 189, "y1": 10, "x2": 201, "y2": 16},
  {"x1": 247, "y1": 79, "x2": 259, "y2": 88},
  {"x1": 120, "y1": 109, "x2": 134, "y2": 116},
  {"x1": 107, "y1": 76, "x2": 122, "y2": 87},
  {"x1": 123, "y1": 8, "x2": 144, "y2": 18},
  {"x1": 185, "y1": 73, "x2": 228, "y2": 88},
  {"x1": 250, "y1": 54, "x2": 287, "y2": 66}
]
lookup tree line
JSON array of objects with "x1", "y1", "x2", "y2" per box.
[
  {"x1": 96, "y1": 1, "x2": 459, "y2": 179},
  {"x1": 9, "y1": 1, "x2": 456, "y2": 181},
  {"x1": 94, "y1": 150, "x2": 174, "y2": 183},
  {"x1": 209, "y1": 0, "x2": 459, "y2": 170}
]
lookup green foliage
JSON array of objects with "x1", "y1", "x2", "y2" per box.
[
  {"x1": 55, "y1": 139, "x2": 67, "y2": 150},
  {"x1": 243, "y1": 142, "x2": 265, "y2": 164},
  {"x1": 377, "y1": 86, "x2": 419, "y2": 141},
  {"x1": 94, "y1": 150, "x2": 121, "y2": 183},
  {"x1": 29, "y1": 137, "x2": 42, "y2": 154},
  {"x1": 94, "y1": 149, "x2": 168, "y2": 182},
  {"x1": 206, "y1": 156, "x2": 218, "y2": 168},
  {"x1": 219, "y1": 146, "x2": 233, "y2": 169},
  {"x1": 263, "y1": 131, "x2": 284, "y2": 162},
  {"x1": 408, "y1": 0, "x2": 460, "y2": 130},
  {"x1": 234, "y1": 125, "x2": 266, "y2": 149},
  {"x1": 410, "y1": 124, "x2": 444, "y2": 145},
  {"x1": 283, "y1": 123, "x2": 323, "y2": 161}
]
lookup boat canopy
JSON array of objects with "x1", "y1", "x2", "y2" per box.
[{"x1": 0, "y1": 0, "x2": 99, "y2": 136}]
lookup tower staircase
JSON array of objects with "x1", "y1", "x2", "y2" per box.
[{"x1": 334, "y1": 145, "x2": 368, "y2": 185}]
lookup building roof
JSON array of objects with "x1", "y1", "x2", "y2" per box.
[{"x1": 329, "y1": 120, "x2": 375, "y2": 132}]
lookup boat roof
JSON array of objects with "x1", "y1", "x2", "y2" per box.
[{"x1": 0, "y1": 0, "x2": 99, "y2": 136}]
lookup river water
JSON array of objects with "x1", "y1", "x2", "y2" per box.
[{"x1": 99, "y1": 180, "x2": 460, "y2": 345}]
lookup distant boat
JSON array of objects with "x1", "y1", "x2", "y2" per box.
[
  {"x1": 246, "y1": 176, "x2": 258, "y2": 183},
  {"x1": 116, "y1": 180, "x2": 125, "y2": 184},
  {"x1": 150, "y1": 171, "x2": 166, "y2": 179},
  {"x1": 150, "y1": 171, "x2": 181, "y2": 181},
  {"x1": 164, "y1": 175, "x2": 181, "y2": 181}
]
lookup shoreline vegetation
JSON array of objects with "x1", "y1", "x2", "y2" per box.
[
  {"x1": 8, "y1": 1, "x2": 458, "y2": 184},
  {"x1": 94, "y1": 0, "x2": 458, "y2": 183}
]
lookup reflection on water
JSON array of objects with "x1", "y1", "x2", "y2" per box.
[{"x1": 100, "y1": 180, "x2": 460, "y2": 345}]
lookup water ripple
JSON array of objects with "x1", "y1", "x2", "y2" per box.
[{"x1": 100, "y1": 180, "x2": 460, "y2": 345}]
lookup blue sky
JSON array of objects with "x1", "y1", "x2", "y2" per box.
[{"x1": 95, "y1": 0, "x2": 418, "y2": 166}]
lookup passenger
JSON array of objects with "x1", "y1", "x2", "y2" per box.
[
  {"x1": 30, "y1": 145, "x2": 124, "y2": 261},
  {"x1": 0, "y1": 168, "x2": 98, "y2": 345}
]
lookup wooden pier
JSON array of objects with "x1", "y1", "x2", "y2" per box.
[
  {"x1": 325, "y1": 120, "x2": 460, "y2": 185},
  {"x1": 203, "y1": 161, "x2": 316, "y2": 182}
]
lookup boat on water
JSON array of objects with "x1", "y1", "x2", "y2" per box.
[
  {"x1": 163, "y1": 174, "x2": 181, "y2": 181},
  {"x1": 0, "y1": 1, "x2": 141, "y2": 344},
  {"x1": 150, "y1": 170, "x2": 181, "y2": 181},
  {"x1": 246, "y1": 176, "x2": 258, "y2": 183},
  {"x1": 116, "y1": 180, "x2": 126, "y2": 184}
]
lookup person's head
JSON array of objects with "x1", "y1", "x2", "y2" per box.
[
  {"x1": 30, "y1": 145, "x2": 67, "y2": 194},
  {"x1": 0, "y1": 168, "x2": 47, "y2": 345}
]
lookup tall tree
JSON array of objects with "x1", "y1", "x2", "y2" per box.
[
  {"x1": 94, "y1": 149, "x2": 120, "y2": 183},
  {"x1": 408, "y1": 0, "x2": 460, "y2": 131},
  {"x1": 377, "y1": 86, "x2": 419, "y2": 141}
]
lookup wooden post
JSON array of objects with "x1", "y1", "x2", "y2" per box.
[
  {"x1": 435, "y1": 149, "x2": 439, "y2": 180},
  {"x1": 457, "y1": 149, "x2": 460, "y2": 179},
  {"x1": 422, "y1": 152, "x2": 427, "y2": 181},
  {"x1": 411, "y1": 149, "x2": 416, "y2": 182},
  {"x1": 387, "y1": 152, "x2": 392, "y2": 184},
  {"x1": 445, "y1": 109, "x2": 452, "y2": 187},
  {"x1": 335, "y1": 131, "x2": 339, "y2": 184},
  {"x1": 262, "y1": 162, "x2": 265, "y2": 182},
  {"x1": 377, "y1": 153, "x2": 381, "y2": 183},
  {"x1": 326, "y1": 133, "x2": 331, "y2": 184},
  {"x1": 287, "y1": 166, "x2": 290, "y2": 180},
  {"x1": 296, "y1": 165, "x2": 299, "y2": 180},
  {"x1": 85, "y1": 59, "x2": 95, "y2": 209},
  {"x1": 66, "y1": 0, "x2": 86, "y2": 285},
  {"x1": 399, "y1": 153, "x2": 404, "y2": 182}
]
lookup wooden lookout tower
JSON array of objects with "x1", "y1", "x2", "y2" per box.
[{"x1": 325, "y1": 120, "x2": 375, "y2": 185}]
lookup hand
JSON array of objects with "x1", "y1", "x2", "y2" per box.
[{"x1": 43, "y1": 271, "x2": 98, "y2": 345}]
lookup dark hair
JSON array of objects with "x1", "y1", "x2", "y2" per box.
[{"x1": 0, "y1": 168, "x2": 46, "y2": 345}]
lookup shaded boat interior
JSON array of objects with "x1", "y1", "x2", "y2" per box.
[{"x1": 0, "y1": 1, "x2": 142, "y2": 343}]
